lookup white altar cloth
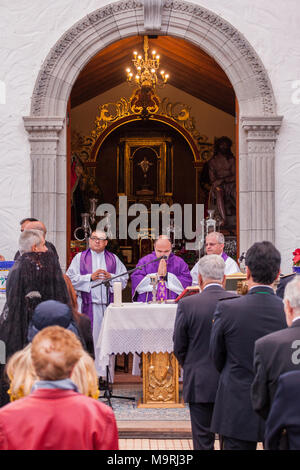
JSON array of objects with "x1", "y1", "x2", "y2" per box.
[{"x1": 95, "y1": 302, "x2": 178, "y2": 376}]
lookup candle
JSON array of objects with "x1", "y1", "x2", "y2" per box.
[{"x1": 113, "y1": 282, "x2": 122, "y2": 306}]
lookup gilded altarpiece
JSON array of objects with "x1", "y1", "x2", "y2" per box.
[
  {"x1": 118, "y1": 137, "x2": 173, "y2": 203},
  {"x1": 71, "y1": 92, "x2": 214, "y2": 214},
  {"x1": 139, "y1": 352, "x2": 183, "y2": 408}
]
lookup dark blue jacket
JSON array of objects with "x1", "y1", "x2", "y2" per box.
[
  {"x1": 173, "y1": 285, "x2": 237, "y2": 403},
  {"x1": 252, "y1": 318, "x2": 300, "y2": 420},
  {"x1": 210, "y1": 285, "x2": 287, "y2": 442},
  {"x1": 265, "y1": 370, "x2": 300, "y2": 450}
]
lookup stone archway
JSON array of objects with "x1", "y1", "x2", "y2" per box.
[{"x1": 23, "y1": 0, "x2": 283, "y2": 269}]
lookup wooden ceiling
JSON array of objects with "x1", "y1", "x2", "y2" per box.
[{"x1": 70, "y1": 36, "x2": 235, "y2": 115}]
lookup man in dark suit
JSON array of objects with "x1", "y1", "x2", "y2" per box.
[
  {"x1": 251, "y1": 276, "x2": 300, "y2": 420},
  {"x1": 210, "y1": 241, "x2": 287, "y2": 450},
  {"x1": 173, "y1": 254, "x2": 237, "y2": 450},
  {"x1": 265, "y1": 370, "x2": 300, "y2": 450},
  {"x1": 276, "y1": 273, "x2": 295, "y2": 299}
]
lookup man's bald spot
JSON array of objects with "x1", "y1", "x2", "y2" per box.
[
  {"x1": 24, "y1": 221, "x2": 47, "y2": 236},
  {"x1": 154, "y1": 237, "x2": 172, "y2": 257},
  {"x1": 155, "y1": 238, "x2": 171, "y2": 250}
]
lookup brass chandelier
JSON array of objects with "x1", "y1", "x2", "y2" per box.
[{"x1": 126, "y1": 36, "x2": 169, "y2": 89}]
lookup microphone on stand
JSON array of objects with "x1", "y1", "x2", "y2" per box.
[
  {"x1": 91, "y1": 255, "x2": 167, "y2": 289},
  {"x1": 148, "y1": 255, "x2": 167, "y2": 262}
]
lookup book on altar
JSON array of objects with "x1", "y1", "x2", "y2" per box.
[{"x1": 175, "y1": 285, "x2": 200, "y2": 302}]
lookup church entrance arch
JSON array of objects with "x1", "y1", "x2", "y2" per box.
[{"x1": 23, "y1": 0, "x2": 282, "y2": 269}]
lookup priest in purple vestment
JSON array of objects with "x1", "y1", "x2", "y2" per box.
[
  {"x1": 131, "y1": 236, "x2": 192, "y2": 302},
  {"x1": 66, "y1": 230, "x2": 128, "y2": 378}
]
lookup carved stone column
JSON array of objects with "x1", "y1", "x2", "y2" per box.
[
  {"x1": 23, "y1": 116, "x2": 66, "y2": 268},
  {"x1": 240, "y1": 116, "x2": 283, "y2": 253}
]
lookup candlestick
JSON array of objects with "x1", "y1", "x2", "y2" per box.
[{"x1": 113, "y1": 282, "x2": 122, "y2": 307}]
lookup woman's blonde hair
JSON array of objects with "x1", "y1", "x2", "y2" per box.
[
  {"x1": 6, "y1": 341, "x2": 99, "y2": 401},
  {"x1": 71, "y1": 351, "x2": 100, "y2": 399},
  {"x1": 6, "y1": 344, "x2": 36, "y2": 401}
]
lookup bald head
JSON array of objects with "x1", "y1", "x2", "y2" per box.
[
  {"x1": 20, "y1": 218, "x2": 38, "y2": 232},
  {"x1": 154, "y1": 236, "x2": 172, "y2": 259},
  {"x1": 23, "y1": 221, "x2": 47, "y2": 236}
]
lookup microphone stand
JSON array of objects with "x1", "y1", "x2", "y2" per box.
[{"x1": 92, "y1": 255, "x2": 165, "y2": 408}]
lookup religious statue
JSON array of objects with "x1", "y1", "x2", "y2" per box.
[
  {"x1": 138, "y1": 156, "x2": 153, "y2": 182},
  {"x1": 207, "y1": 136, "x2": 236, "y2": 227},
  {"x1": 71, "y1": 153, "x2": 104, "y2": 230},
  {"x1": 136, "y1": 156, "x2": 154, "y2": 196},
  {"x1": 71, "y1": 154, "x2": 88, "y2": 228}
]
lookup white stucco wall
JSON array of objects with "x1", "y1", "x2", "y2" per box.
[{"x1": 0, "y1": 0, "x2": 299, "y2": 272}]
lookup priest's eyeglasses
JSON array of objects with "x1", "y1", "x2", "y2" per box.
[{"x1": 90, "y1": 236, "x2": 106, "y2": 242}]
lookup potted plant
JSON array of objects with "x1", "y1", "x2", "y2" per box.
[{"x1": 292, "y1": 249, "x2": 300, "y2": 274}]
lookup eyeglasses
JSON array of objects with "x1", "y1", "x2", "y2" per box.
[{"x1": 90, "y1": 237, "x2": 107, "y2": 242}]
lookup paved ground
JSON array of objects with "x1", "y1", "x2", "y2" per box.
[
  {"x1": 118, "y1": 439, "x2": 264, "y2": 450},
  {"x1": 112, "y1": 356, "x2": 263, "y2": 451},
  {"x1": 119, "y1": 439, "x2": 196, "y2": 450}
]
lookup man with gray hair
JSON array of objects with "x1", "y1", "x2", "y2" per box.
[
  {"x1": 252, "y1": 275, "x2": 300, "y2": 421},
  {"x1": 14, "y1": 220, "x2": 58, "y2": 261},
  {"x1": 173, "y1": 255, "x2": 237, "y2": 450},
  {"x1": 190, "y1": 231, "x2": 240, "y2": 285},
  {"x1": 18, "y1": 229, "x2": 48, "y2": 255}
]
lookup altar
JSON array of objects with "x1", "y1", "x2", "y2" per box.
[{"x1": 95, "y1": 302, "x2": 183, "y2": 408}]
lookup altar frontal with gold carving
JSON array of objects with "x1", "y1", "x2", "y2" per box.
[
  {"x1": 140, "y1": 352, "x2": 183, "y2": 408},
  {"x1": 96, "y1": 302, "x2": 183, "y2": 408}
]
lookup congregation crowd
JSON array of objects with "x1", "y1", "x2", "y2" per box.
[{"x1": 0, "y1": 218, "x2": 299, "y2": 450}]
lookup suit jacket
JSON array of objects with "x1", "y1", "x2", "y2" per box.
[
  {"x1": 276, "y1": 273, "x2": 295, "y2": 299},
  {"x1": 173, "y1": 285, "x2": 237, "y2": 403},
  {"x1": 265, "y1": 370, "x2": 300, "y2": 450},
  {"x1": 0, "y1": 389, "x2": 118, "y2": 450},
  {"x1": 210, "y1": 285, "x2": 287, "y2": 442},
  {"x1": 251, "y1": 318, "x2": 300, "y2": 420}
]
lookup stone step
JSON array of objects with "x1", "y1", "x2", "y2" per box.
[{"x1": 117, "y1": 420, "x2": 192, "y2": 439}]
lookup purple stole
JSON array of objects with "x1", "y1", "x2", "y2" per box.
[
  {"x1": 80, "y1": 249, "x2": 116, "y2": 327},
  {"x1": 221, "y1": 252, "x2": 228, "y2": 262},
  {"x1": 157, "y1": 280, "x2": 168, "y2": 301}
]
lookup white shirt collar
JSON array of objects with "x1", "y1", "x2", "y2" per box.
[
  {"x1": 292, "y1": 316, "x2": 300, "y2": 324},
  {"x1": 249, "y1": 284, "x2": 273, "y2": 291},
  {"x1": 203, "y1": 283, "x2": 223, "y2": 290}
]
